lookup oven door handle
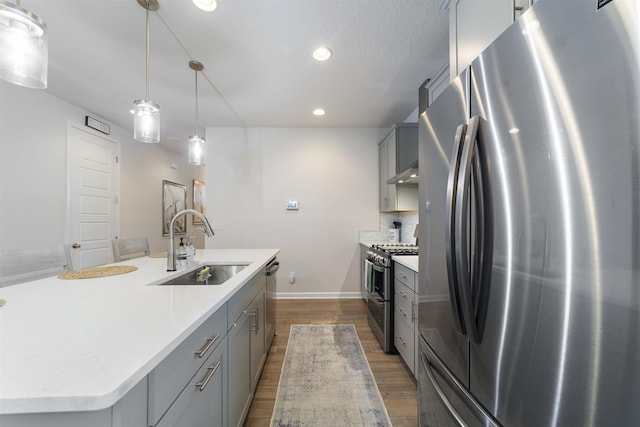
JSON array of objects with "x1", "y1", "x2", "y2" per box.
[
  {"x1": 371, "y1": 263, "x2": 386, "y2": 273},
  {"x1": 364, "y1": 259, "x2": 374, "y2": 293}
]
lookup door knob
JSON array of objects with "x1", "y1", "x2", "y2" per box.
[{"x1": 72, "y1": 243, "x2": 81, "y2": 249}]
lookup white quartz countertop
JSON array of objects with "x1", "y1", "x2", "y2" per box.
[
  {"x1": 0, "y1": 248, "x2": 279, "y2": 415},
  {"x1": 393, "y1": 255, "x2": 418, "y2": 272}
]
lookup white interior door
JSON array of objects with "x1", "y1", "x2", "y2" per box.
[{"x1": 67, "y1": 124, "x2": 120, "y2": 269}]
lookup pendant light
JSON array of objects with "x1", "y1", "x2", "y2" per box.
[
  {"x1": 132, "y1": 0, "x2": 160, "y2": 143},
  {"x1": 0, "y1": 0, "x2": 48, "y2": 89},
  {"x1": 187, "y1": 60, "x2": 205, "y2": 165}
]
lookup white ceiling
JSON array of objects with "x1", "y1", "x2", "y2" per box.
[{"x1": 27, "y1": 0, "x2": 448, "y2": 154}]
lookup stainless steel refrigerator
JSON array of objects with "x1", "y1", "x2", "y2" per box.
[{"x1": 417, "y1": 1, "x2": 640, "y2": 425}]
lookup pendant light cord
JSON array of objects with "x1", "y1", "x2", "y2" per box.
[
  {"x1": 145, "y1": 1, "x2": 150, "y2": 100},
  {"x1": 194, "y1": 69, "x2": 199, "y2": 135}
]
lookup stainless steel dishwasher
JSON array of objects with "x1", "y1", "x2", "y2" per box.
[{"x1": 265, "y1": 257, "x2": 279, "y2": 350}]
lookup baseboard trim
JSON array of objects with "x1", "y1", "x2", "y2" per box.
[{"x1": 276, "y1": 292, "x2": 364, "y2": 300}]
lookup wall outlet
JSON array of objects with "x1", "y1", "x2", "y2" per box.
[
  {"x1": 212, "y1": 221, "x2": 224, "y2": 230},
  {"x1": 289, "y1": 272, "x2": 295, "y2": 284}
]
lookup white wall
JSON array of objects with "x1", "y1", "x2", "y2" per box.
[
  {"x1": 205, "y1": 127, "x2": 386, "y2": 298},
  {"x1": 0, "y1": 80, "x2": 204, "y2": 258},
  {"x1": 119, "y1": 137, "x2": 206, "y2": 253}
]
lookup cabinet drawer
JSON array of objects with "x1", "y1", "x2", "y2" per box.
[
  {"x1": 156, "y1": 336, "x2": 227, "y2": 427},
  {"x1": 148, "y1": 305, "x2": 228, "y2": 426},
  {"x1": 394, "y1": 262, "x2": 416, "y2": 292},
  {"x1": 395, "y1": 301, "x2": 414, "y2": 331},
  {"x1": 394, "y1": 281, "x2": 415, "y2": 319},
  {"x1": 394, "y1": 312, "x2": 415, "y2": 375},
  {"x1": 228, "y1": 271, "x2": 265, "y2": 326}
]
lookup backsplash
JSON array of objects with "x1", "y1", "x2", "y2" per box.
[{"x1": 359, "y1": 212, "x2": 418, "y2": 244}]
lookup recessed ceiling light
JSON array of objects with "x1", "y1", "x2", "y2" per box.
[
  {"x1": 193, "y1": 0, "x2": 217, "y2": 11},
  {"x1": 313, "y1": 108, "x2": 326, "y2": 116},
  {"x1": 313, "y1": 47, "x2": 332, "y2": 61}
]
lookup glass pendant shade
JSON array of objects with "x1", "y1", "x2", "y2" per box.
[
  {"x1": 188, "y1": 135, "x2": 205, "y2": 165},
  {"x1": 0, "y1": 2, "x2": 48, "y2": 89},
  {"x1": 133, "y1": 99, "x2": 160, "y2": 143},
  {"x1": 187, "y1": 60, "x2": 205, "y2": 165}
]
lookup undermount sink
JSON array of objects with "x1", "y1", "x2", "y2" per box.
[{"x1": 160, "y1": 264, "x2": 249, "y2": 286}]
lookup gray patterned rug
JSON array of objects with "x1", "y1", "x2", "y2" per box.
[{"x1": 270, "y1": 324, "x2": 392, "y2": 426}]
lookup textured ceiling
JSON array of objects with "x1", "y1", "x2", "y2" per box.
[{"x1": 27, "y1": 0, "x2": 448, "y2": 154}]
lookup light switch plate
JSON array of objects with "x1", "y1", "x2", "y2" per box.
[{"x1": 286, "y1": 200, "x2": 299, "y2": 210}]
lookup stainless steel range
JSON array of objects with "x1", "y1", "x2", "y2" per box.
[{"x1": 365, "y1": 243, "x2": 418, "y2": 353}]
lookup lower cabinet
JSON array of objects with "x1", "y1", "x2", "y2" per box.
[
  {"x1": 148, "y1": 306, "x2": 228, "y2": 426},
  {"x1": 394, "y1": 262, "x2": 418, "y2": 377},
  {"x1": 156, "y1": 336, "x2": 227, "y2": 427},
  {"x1": 228, "y1": 272, "x2": 267, "y2": 427},
  {"x1": 228, "y1": 308, "x2": 252, "y2": 427},
  {"x1": 250, "y1": 288, "x2": 266, "y2": 392}
]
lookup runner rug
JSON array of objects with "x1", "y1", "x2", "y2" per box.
[{"x1": 270, "y1": 324, "x2": 392, "y2": 426}]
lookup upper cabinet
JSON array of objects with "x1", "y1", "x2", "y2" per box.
[
  {"x1": 379, "y1": 123, "x2": 419, "y2": 212},
  {"x1": 448, "y1": 0, "x2": 534, "y2": 81}
]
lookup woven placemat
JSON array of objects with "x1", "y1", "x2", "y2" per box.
[
  {"x1": 148, "y1": 252, "x2": 167, "y2": 258},
  {"x1": 58, "y1": 265, "x2": 138, "y2": 280}
]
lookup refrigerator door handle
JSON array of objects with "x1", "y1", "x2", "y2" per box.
[
  {"x1": 454, "y1": 115, "x2": 482, "y2": 343},
  {"x1": 471, "y1": 116, "x2": 493, "y2": 342},
  {"x1": 445, "y1": 123, "x2": 469, "y2": 336},
  {"x1": 421, "y1": 348, "x2": 501, "y2": 427}
]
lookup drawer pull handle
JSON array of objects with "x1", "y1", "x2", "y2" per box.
[
  {"x1": 194, "y1": 334, "x2": 219, "y2": 358},
  {"x1": 251, "y1": 308, "x2": 260, "y2": 333},
  {"x1": 195, "y1": 360, "x2": 221, "y2": 391},
  {"x1": 398, "y1": 336, "x2": 406, "y2": 346},
  {"x1": 399, "y1": 308, "x2": 408, "y2": 318},
  {"x1": 399, "y1": 272, "x2": 407, "y2": 279}
]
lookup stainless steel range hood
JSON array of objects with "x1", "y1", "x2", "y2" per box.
[{"x1": 386, "y1": 160, "x2": 418, "y2": 184}]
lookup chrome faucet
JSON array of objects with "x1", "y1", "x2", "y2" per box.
[{"x1": 167, "y1": 209, "x2": 214, "y2": 271}]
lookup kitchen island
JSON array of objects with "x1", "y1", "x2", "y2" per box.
[{"x1": 0, "y1": 248, "x2": 279, "y2": 426}]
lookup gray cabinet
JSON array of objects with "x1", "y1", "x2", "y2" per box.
[
  {"x1": 227, "y1": 272, "x2": 267, "y2": 427},
  {"x1": 250, "y1": 287, "x2": 266, "y2": 392},
  {"x1": 148, "y1": 306, "x2": 228, "y2": 426},
  {"x1": 448, "y1": 0, "x2": 534, "y2": 81},
  {"x1": 379, "y1": 123, "x2": 419, "y2": 212},
  {"x1": 156, "y1": 336, "x2": 227, "y2": 427},
  {"x1": 393, "y1": 262, "x2": 418, "y2": 377},
  {"x1": 228, "y1": 308, "x2": 252, "y2": 427}
]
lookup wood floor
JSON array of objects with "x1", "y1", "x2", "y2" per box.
[{"x1": 244, "y1": 299, "x2": 418, "y2": 427}]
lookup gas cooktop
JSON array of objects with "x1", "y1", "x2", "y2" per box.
[{"x1": 369, "y1": 243, "x2": 418, "y2": 256}]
